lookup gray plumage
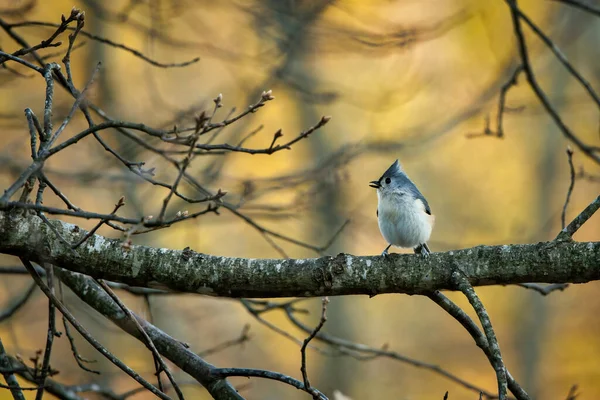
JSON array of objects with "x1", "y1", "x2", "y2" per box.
[{"x1": 370, "y1": 160, "x2": 434, "y2": 256}]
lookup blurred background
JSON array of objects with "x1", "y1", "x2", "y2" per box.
[{"x1": 0, "y1": 0, "x2": 599, "y2": 398}]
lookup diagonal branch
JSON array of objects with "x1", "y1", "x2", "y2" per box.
[
  {"x1": 20, "y1": 259, "x2": 173, "y2": 400},
  {"x1": 452, "y1": 272, "x2": 507, "y2": 399}
]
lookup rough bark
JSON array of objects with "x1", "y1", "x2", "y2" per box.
[{"x1": 1, "y1": 211, "x2": 598, "y2": 298}]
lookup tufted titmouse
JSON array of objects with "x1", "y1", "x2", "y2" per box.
[{"x1": 369, "y1": 160, "x2": 434, "y2": 256}]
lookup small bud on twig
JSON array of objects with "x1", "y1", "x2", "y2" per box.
[
  {"x1": 319, "y1": 115, "x2": 331, "y2": 126},
  {"x1": 268, "y1": 129, "x2": 283, "y2": 152},
  {"x1": 261, "y1": 90, "x2": 275, "y2": 101},
  {"x1": 214, "y1": 93, "x2": 223, "y2": 108}
]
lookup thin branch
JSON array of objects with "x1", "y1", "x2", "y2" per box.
[
  {"x1": 0, "y1": 338, "x2": 26, "y2": 400},
  {"x1": 58, "y1": 281, "x2": 100, "y2": 374},
  {"x1": 556, "y1": 195, "x2": 600, "y2": 240},
  {"x1": 281, "y1": 302, "x2": 498, "y2": 398},
  {"x1": 20, "y1": 259, "x2": 172, "y2": 400},
  {"x1": 515, "y1": 283, "x2": 569, "y2": 295},
  {"x1": 551, "y1": 0, "x2": 600, "y2": 17},
  {"x1": 39, "y1": 174, "x2": 80, "y2": 211},
  {"x1": 213, "y1": 368, "x2": 328, "y2": 399},
  {"x1": 496, "y1": 65, "x2": 524, "y2": 138},
  {"x1": 427, "y1": 291, "x2": 530, "y2": 400},
  {"x1": 0, "y1": 281, "x2": 36, "y2": 323},
  {"x1": 561, "y1": 147, "x2": 576, "y2": 229},
  {"x1": 71, "y1": 197, "x2": 125, "y2": 248},
  {"x1": 516, "y1": 7, "x2": 600, "y2": 110},
  {"x1": 504, "y1": 0, "x2": 600, "y2": 164},
  {"x1": 197, "y1": 324, "x2": 252, "y2": 358},
  {"x1": 35, "y1": 264, "x2": 57, "y2": 400},
  {"x1": 8, "y1": 21, "x2": 200, "y2": 68},
  {"x1": 42, "y1": 63, "x2": 59, "y2": 142},
  {"x1": 96, "y1": 279, "x2": 185, "y2": 400},
  {"x1": 453, "y1": 272, "x2": 507, "y2": 399},
  {"x1": 300, "y1": 297, "x2": 329, "y2": 400},
  {"x1": 41, "y1": 62, "x2": 102, "y2": 154}
]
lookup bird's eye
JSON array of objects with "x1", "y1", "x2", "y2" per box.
[{"x1": 385, "y1": 177, "x2": 391, "y2": 184}]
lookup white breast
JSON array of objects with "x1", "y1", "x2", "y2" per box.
[{"x1": 377, "y1": 192, "x2": 433, "y2": 248}]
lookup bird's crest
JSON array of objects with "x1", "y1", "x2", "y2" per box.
[{"x1": 382, "y1": 159, "x2": 403, "y2": 178}]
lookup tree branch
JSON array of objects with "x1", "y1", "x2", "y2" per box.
[
  {"x1": 1, "y1": 211, "x2": 598, "y2": 298},
  {"x1": 54, "y1": 268, "x2": 244, "y2": 400}
]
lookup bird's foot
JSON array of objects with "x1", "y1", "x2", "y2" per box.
[
  {"x1": 414, "y1": 244, "x2": 430, "y2": 258},
  {"x1": 381, "y1": 244, "x2": 392, "y2": 257}
]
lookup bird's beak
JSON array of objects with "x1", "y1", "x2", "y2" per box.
[{"x1": 369, "y1": 180, "x2": 380, "y2": 189}]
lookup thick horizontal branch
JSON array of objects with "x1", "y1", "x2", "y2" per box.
[{"x1": 1, "y1": 211, "x2": 599, "y2": 298}]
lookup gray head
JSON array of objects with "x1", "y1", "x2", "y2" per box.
[{"x1": 369, "y1": 160, "x2": 431, "y2": 213}]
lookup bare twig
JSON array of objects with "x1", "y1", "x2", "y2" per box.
[
  {"x1": 453, "y1": 272, "x2": 507, "y2": 399},
  {"x1": 428, "y1": 291, "x2": 529, "y2": 400},
  {"x1": 71, "y1": 196, "x2": 125, "y2": 248},
  {"x1": 8, "y1": 20, "x2": 200, "y2": 68},
  {"x1": 301, "y1": 297, "x2": 329, "y2": 400},
  {"x1": 35, "y1": 265, "x2": 57, "y2": 400},
  {"x1": 561, "y1": 147, "x2": 576, "y2": 229},
  {"x1": 504, "y1": 0, "x2": 600, "y2": 164},
  {"x1": 96, "y1": 280, "x2": 184, "y2": 400},
  {"x1": 213, "y1": 368, "x2": 328, "y2": 399},
  {"x1": 565, "y1": 384, "x2": 579, "y2": 400},
  {"x1": 58, "y1": 282, "x2": 100, "y2": 374},
  {"x1": 495, "y1": 66, "x2": 524, "y2": 138},
  {"x1": 197, "y1": 324, "x2": 252, "y2": 358},
  {"x1": 0, "y1": 338, "x2": 26, "y2": 400},
  {"x1": 556, "y1": 195, "x2": 600, "y2": 240},
  {"x1": 515, "y1": 283, "x2": 569, "y2": 295},
  {"x1": 552, "y1": 0, "x2": 600, "y2": 17},
  {"x1": 20, "y1": 259, "x2": 172, "y2": 400},
  {"x1": 516, "y1": 7, "x2": 600, "y2": 110},
  {"x1": 281, "y1": 301, "x2": 498, "y2": 398},
  {"x1": 0, "y1": 281, "x2": 36, "y2": 323}
]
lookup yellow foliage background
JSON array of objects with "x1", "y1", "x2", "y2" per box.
[{"x1": 0, "y1": 0, "x2": 599, "y2": 399}]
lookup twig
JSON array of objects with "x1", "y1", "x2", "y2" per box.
[
  {"x1": 0, "y1": 281, "x2": 36, "y2": 323},
  {"x1": 197, "y1": 324, "x2": 252, "y2": 358},
  {"x1": 565, "y1": 384, "x2": 579, "y2": 400},
  {"x1": 427, "y1": 291, "x2": 529, "y2": 400},
  {"x1": 39, "y1": 174, "x2": 80, "y2": 211},
  {"x1": 516, "y1": 7, "x2": 600, "y2": 110},
  {"x1": 556, "y1": 195, "x2": 600, "y2": 240},
  {"x1": 96, "y1": 279, "x2": 184, "y2": 400},
  {"x1": 0, "y1": 338, "x2": 26, "y2": 400},
  {"x1": 561, "y1": 147, "x2": 576, "y2": 229},
  {"x1": 42, "y1": 62, "x2": 101, "y2": 154},
  {"x1": 301, "y1": 297, "x2": 329, "y2": 400},
  {"x1": 42, "y1": 63, "x2": 60, "y2": 142},
  {"x1": 213, "y1": 368, "x2": 328, "y2": 399},
  {"x1": 35, "y1": 264, "x2": 57, "y2": 400},
  {"x1": 241, "y1": 300, "x2": 333, "y2": 356},
  {"x1": 453, "y1": 272, "x2": 507, "y2": 399},
  {"x1": 71, "y1": 196, "x2": 125, "y2": 248},
  {"x1": 496, "y1": 66, "x2": 523, "y2": 138},
  {"x1": 504, "y1": 0, "x2": 600, "y2": 164},
  {"x1": 551, "y1": 0, "x2": 600, "y2": 17},
  {"x1": 20, "y1": 259, "x2": 172, "y2": 400},
  {"x1": 281, "y1": 302, "x2": 498, "y2": 398},
  {"x1": 58, "y1": 282, "x2": 100, "y2": 374},
  {"x1": 515, "y1": 283, "x2": 569, "y2": 296},
  {"x1": 8, "y1": 21, "x2": 200, "y2": 68}
]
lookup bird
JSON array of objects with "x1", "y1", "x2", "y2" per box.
[{"x1": 369, "y1": 159, "x2": 434, "y2": 256}]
